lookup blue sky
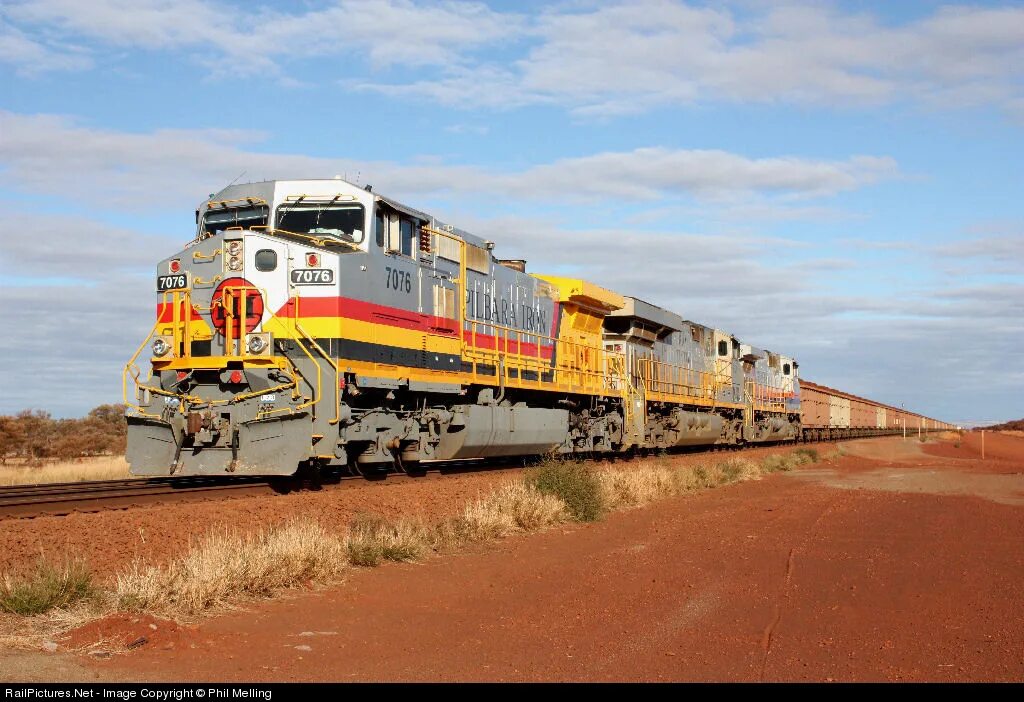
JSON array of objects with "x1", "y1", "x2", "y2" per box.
[{"x1": 0, "y1": 0, "x2": 1021, "y2": 424}]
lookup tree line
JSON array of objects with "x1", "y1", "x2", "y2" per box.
[
  {"x1": 983, "y1": 418, "x2": 1024, "y2": 431},
  {"x1": 0, "y1": 405, "x2": 127, "y2": 463}
]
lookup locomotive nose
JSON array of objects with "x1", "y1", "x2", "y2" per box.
[{"x1": 210, "y1": 277, "x2": 265, "y2": 337}]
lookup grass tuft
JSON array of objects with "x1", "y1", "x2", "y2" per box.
[
  {"x1": 598, "y1": 464, "x2": 675, "y2": 509},
  {"x1": 0, "y1": 561, "x2": 96, "y2": 615},
  {"x1": 345, "y1": 514, "x2": 428, "y2": 567},
  {"x1": 527, "y1": 460, "x2": 605, "y2": 522},
  {"x1": 717, "y1": 457, "x2": 761, "y2": 482},
  {"x1": 115, "y1": 520, "x2": 347, "y2": 615},
  {"x1": 438, "y1": 481, "x2": 569, "y2": 547},
  {"x1": 760, "y1": 453, "x2": 794, "y2": 473},
  {"x1": 792, "y1": 447, "x2": 819, "y2": 464}
]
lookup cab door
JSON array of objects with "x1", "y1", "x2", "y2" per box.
[
  {"x1": 244, "y1": 236, "x2": 293, "y2": 341},
  {"x1": 712, "y1": 329, "x2": 733, "y2": 392}
]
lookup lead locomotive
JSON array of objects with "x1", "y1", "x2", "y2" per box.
[{"x1": 125, "y1": 178, "x2": 808, "y2": 476}]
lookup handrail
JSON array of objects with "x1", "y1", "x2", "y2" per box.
[
  {"x1": 293, "y1": 318, "x2": 340, "y2": 423},
  {"x1": 125, "y1": 285, "x2": 302, "y2": 414},
  {"x1": 192, "y1": 248, "x2": 221, "y2": 262},
  {"x1": 123, "y1": 320, "x2": 163, "y2": 418}
]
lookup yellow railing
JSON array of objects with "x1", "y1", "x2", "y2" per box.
[
  {"x1": 460, "y1": 319, "x2": 620, "y2": 397},
  {"x1": 289, "y1": 293, "x2": 341, "y2": 423},
  {"x1": 123, "y1": 286, "x2": 318, "y2": 417},
  {"x1": 637, "y1": 357, "x2": 717, "y2": 403}
]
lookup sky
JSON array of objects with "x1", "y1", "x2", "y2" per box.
[{"x1": 0, "y1": 0, "x2": 1021, "y2": 425}]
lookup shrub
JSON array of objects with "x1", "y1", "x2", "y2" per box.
[
  {"x1": 0, "y1": 560, "x2": 95, "y2": 615},
  {"x1": 527, "y1": 460, "x2": 605, "y2": 522}
]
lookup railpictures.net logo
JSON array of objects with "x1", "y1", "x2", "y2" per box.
[{"x1": 4, "y1": 691, "x2": 271, "y2": 701}]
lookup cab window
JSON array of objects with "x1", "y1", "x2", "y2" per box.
[
  {"x1": 375, "y1": 211, "x2": 385, "y2": 248},
  {"x1": 254, "y1": 249, "x2": 277, "y2": 272},
  {"x1": 202, "y1": 204, "x2": 268, "y2": 237},
  {"x1": 717, "y1": 340, "x2": 728, "y2": 357},
  {"x1": 276, "y1": 203, "x2": 365, "y2": 243},
  {"x1": 400, "y1": 219, "x2": 416, "y2": 256},
  {"x1": 384, "y1": 214, "x2": 418, "y2": 257}
]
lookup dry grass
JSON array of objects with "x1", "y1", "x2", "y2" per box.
[
  {"x1": 717, "y1": 457, "x2": 761, "y2": 481},
  {"x1": 0, "y1": 456, "x2": 131, "y2": 486},
  {"x1": 0, "y1": 560, "x2": 97, "y2": 615},
  {"x1": 0, "y1": 602, "x2": 111, "y2": 651},
  {"x1": 527, "y1": 460, "x2": 605, "y2": 522},
  {"x1": 345, "y1": 514, "x2": 430, "y2": 567},
  {"x1": 115, "y1": 520, "x2": 348, "y2": 616},
  {"x1": 599, "y1": 463, "x2": 676, "y2": 509},
  {"x1": 436, "y1": 481, "x2": 569, "y2": 547},
  {"x1": 598, "y1": 449, "x2": 814, "y2": 509},
  {"x1": 4, "y1": 447, "x2": 822, "y2": 630}
]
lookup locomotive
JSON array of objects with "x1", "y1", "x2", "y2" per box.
[{"x1": 124, "y1": 179, "x2": 949, "y2": 476}]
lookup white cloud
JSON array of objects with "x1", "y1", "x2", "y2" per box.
[
  {"x1": 0, "y1": 111, "x2": 897, "y2": 211},
  {"x1": 0, "y1": 18, "x2": 91, "y2": 74},
  {"x1": 362, "y1": 1, "x2": 1024, "y2": 118},
  {"x1": 0, "y1": 211, "x2": 171, "y2": 277},
  {"x1": 2, "y1": 0, "x2": 520, "y2": 78},
  {"x1": 6, "y1": 2, "x2": 1022, "y2": 118},
  {"x1": 936, "y1": 233, "x2": 1024, "y2": 267}
]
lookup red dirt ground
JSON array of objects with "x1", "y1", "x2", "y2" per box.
[
  {"x1": 922, "y1": 430, "x2": 1024, "y2": 466},
  {"x1": 3, "y1": 435, "x2": 1023, "y2": 682},
  {"x1": 0, "y1": 443, "x2": 816, "y2": 577},
  {"x1": 62, "y1": 613, "x2": 191, "y2": 653}
]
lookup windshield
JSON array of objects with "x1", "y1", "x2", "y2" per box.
[
  {"x1": 201, "y1": 205, "x2": 269, "y2": 236},
  {"x1": 276, "y1": 204, "x2": 366, "y2": 244}
]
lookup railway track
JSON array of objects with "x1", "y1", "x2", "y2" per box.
[
  {"x1": 0, "y1": 437, "x2": 875, "y2": 520},
  {"x1": 0, "y1": 458, "x2": 516, "y2": 520},
  {"x1": 0, "y1": 475, "x2": 280, "y2": 520}
]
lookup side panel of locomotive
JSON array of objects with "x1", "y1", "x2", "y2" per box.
[{"x1": 600, "y1": 297, "x2": 800, "y2": 447}]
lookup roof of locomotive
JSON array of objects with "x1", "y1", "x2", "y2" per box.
[{"x1": 201, "y1": 178, "x2": 489, "y2": 249}]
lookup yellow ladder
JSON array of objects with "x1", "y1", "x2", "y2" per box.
[
  {"x1": 743, "y1": 379, "x2": 756, "y2": 428},
  {"x1": 616, "y1": 355, "x2": 646, "y2": 450}
]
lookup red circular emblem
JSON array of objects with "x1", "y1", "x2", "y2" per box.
[{"x1": 211, "y1": 277, "x2": 264, "y2": 337}]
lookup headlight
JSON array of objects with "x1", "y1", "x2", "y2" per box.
[
  {"x1": 152, "y1": 337, "x2": 171, "y2": 357},
  {"x1": 226, "y1": 240, "x2": 242, "y2": 256},
  {"x1": 247, "y1": 334, "x2": 268, "y2": 354},
  {"x1": 228, "y1": 255, "x2": 243, "y2": 271}
]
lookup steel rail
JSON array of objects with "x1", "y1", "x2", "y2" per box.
[{"x1": 0, "y1": 435, "x2": 894, "y2": 521}]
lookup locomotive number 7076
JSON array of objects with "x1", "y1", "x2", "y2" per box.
[{"x1": 385, "y1": 266, "x2": 412, "y2": 293}]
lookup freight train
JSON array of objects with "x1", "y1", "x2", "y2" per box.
[{"x1": 124, "y1": 179, "x2": 952, "y2": 476}]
